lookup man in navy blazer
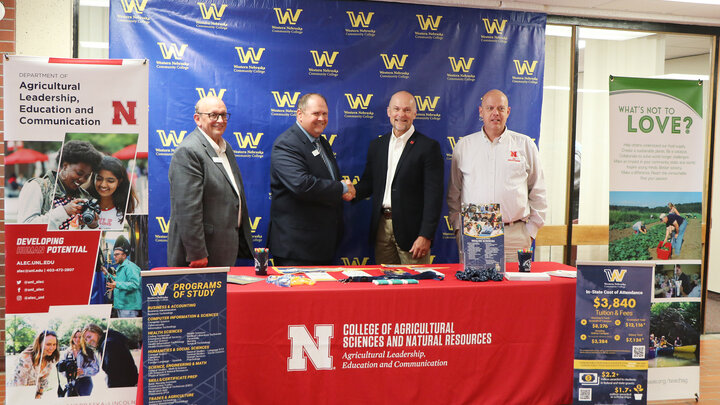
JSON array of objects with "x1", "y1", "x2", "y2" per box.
[
  {"x1": 355, "y1": 91, "x2": 444, "y2": 264},
  {"x1": 167, "y1": 96, "x2": 253, "y2": 267},
  {"x1": 268, "y1": 93, "x2": 354, "y2": 266}
]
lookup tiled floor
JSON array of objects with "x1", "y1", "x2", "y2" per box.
[{"x1": 650, "y1": 334, "x2": 720, "y2": 404}]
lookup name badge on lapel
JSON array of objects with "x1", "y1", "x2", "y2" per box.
[
  {"x1": 212, "y1": 157, "x2": 223, "y2": 163},
  {"x1": 312, "y1": 149, "x2": 320, "y2": 157}
]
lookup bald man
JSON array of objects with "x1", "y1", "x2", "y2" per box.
[
  {"x1": 355, "y1": 91, "x2": 444, "y2": 264},
  {"x1": 167, "y1": 96, "x2": 253, "y2": 267},
  {"x1": 447, "y1": 89, "x2": 547, "y2": 264}
]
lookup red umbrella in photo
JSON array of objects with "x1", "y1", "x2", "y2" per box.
[
  {"x1": 5, "y1": 148, "x2": 49, "y2": 165},
  {"x1": 112, "y1": 144, "x2": 148, "y2": 160}
]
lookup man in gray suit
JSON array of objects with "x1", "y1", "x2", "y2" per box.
[{"x1": 167, "y1": 96, "x2": 253, "y2": 267}]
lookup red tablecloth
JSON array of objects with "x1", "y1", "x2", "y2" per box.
[{"x1": 225, "y1": 262, "x2": 576, "y2": 405}]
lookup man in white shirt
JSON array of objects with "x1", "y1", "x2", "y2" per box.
[
  {"x1": 167, "y1": 96, "x2": 253, "y2": 267},
  {"x1": 355, "y1": 91, "x2": 444, "y2": 264},
  {"x1": 447, "y1": 89, "x2": 547, "y2": 263}
]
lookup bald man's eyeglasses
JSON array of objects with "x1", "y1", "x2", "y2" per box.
[{"x1": 198, "y1": 112, "x2": 230, "y2": 121}]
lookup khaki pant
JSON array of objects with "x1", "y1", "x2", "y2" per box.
[{"x1": 375, "y1": 217, "x2": 431, "y2": 265}]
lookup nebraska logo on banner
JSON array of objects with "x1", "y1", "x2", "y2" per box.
[
  {"x1": 4, "y1": 56, "x2": 148, "y2": 405},
  {"x1": 288, "y1": 325, "x2": 334, "y2": 371}
]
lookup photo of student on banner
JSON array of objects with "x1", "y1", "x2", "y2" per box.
[
  {"x1": 653, "y1": 263, "x2": 702, "y2": 298},
  {"x1": 648, "y1": 302, "x2": 701, "y2": 367},
  {"x1": 87, "y1": 156, "x2": 139, "y2": 230},
  {"x1": 89, "y1": 217, "x2": 148, "y2": 318},
  {"x1": 83, "y1": 320, "x2": 141, "y2": 389},
  {"x1": 57, "y1": 328, "x2": 100, "y2": 397},
  {"x1": 8, "y1": 329, "x2": 60, "y2": 399},
  {"x1": 609, "y1": 191, "x2": 702, "y2": 260},
  {"x1": 15, "y1": 140, "x2": 103, "y2": 229}
]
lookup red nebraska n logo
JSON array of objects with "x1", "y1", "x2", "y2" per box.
[
  {"x1": 112, "y1": 101, "x2": 137, "y2": 125},
  {"x1": 510, "y1": 151, "x2": 518, "y2": 158}
]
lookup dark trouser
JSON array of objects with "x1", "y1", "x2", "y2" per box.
[{"x1": 75, "y1": 377, "x2": 93, "y2": 396}]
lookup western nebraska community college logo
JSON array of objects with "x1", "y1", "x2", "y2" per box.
[
  {"x1": 116, "y1": 0, "x2": 150, "y2": 24},
  {"x1": 604, "y1": 268, "x2": 627, "y2": 283},
  {"x1": 511, "y1": 59, "x2": 540, "y2": 84},
  {"x1": 379, "y1": 54, "x2": 409, "y2": 79},
  {"x1": 447, "y1": 57, "x2": 475, "y2": 82},
  {"x1": 155, "y1": 129, "x2": 188, "y2": 156},
  {"x1": 309, "y1": 51, "x2": 340, "y2": 78},
  {"x1": 155, "y1": 42, "x2": 190, "y2": 70},
  {"x1": 234, "y1": 47, "x2": 267, "y2": 74},
  {"x1": 233, "y1": 132, "x2": 264, "y2": 159},
  {"x1": 481, "y1": 18, "x2": 508, "y2": 43},
  {"x1": 270, "y1": 91, "x2": 301, "y2": 117},
  {"x1": 155, "y1": 217, "x2": 169, "y2": 243},
  {"x1": 146, "y1": 283, "x2": 169, "y2": 297},
  {"x1": 249, "y1": 217, "x2": 263, "y2": 243},
  {"x1": 272, "y1": 8, "x2": 303, "y2": 34},
  {"x1": 415, "y1": 14, "x2": 443, "y2": 39},
  {"x1": 196, "y1": 87, "x2": 226, "y2": 100},
  {"x1": 341, "y1": 257, "x2": 369, "y2": 266},
  {"x1": 344, "y1": 93, "x2": 374, "y2": 119},
  {"x1": 414, "y1": 96, "x2": 441, "y2": 121},
  {"x1": 345, "y1": 11, "x2": 375, "y2": 37},
  {"x1": 196, "y1": 3, "x2": 228, "y2": 30}
]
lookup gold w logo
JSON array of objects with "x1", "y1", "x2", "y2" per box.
[
  {"x1": 196, "y1": 88, "x2": 226, "y2": 99},
  {"x1": 157, "y1": 42, "x2": 188, "y2": 60},
  {"x1": 249, "y1": 217, "x2": 262, "y2": 233},
  {"x1": 444, "y1": 215, "x2": 454, "y2": 231},
  {"x1": 341, "y1": 175, "x2": 360, "y2": 185},
  {"x1": 604, "y1": 269, "x2": 627, "y2": 282},
  {"x1": 344, "y1": 93, "x2": 373, "y2": 110},
  {"x1": 271, "y1": 91, "x2": 301, "y2": 108},
  {"x1": 197, "y1": 3, "x2": 227, "y2": 20},
  {"x1": 234, "y1": 132, "x2": 263, "y2": 149},
  {"x1": 346, "y1": 11, "x2": 374, "y2": 28},
  {"x1": 341, "y1": 257, "x2": 369, "y2": 266},
  {"x1": 448, "y1": 57, "x2": 474, "y2": 73},
  {"x1": 482, "y1": 18, "x2": 507, "y2": 34},
  {"x1": 120, "y1": 0, "x2": 148, "y2": 13},
  {"x1": 380, "y1": 54, "x2": 408, "y2": 70},
  {"x1": 310, "y1": 50, "x2": 339, "y2": 67},
  {"x1": 146, "y1": 283, "x2": 169, "y2": 296},
  {"x1": 320, "y1": 134, "x2": 337, "y2": 146},
  {"x1": 273, "y1": 8, "x2": 302, "y2": 25},
  {"x1": 156, "y1": 217, "x2": 170, "y2": 233},
  {"x1": 513, "y1": 59, "x2": 538, "y2": 75},
  {"x1": 447, "y1": 136, "x2": 462, "y2": 151},
  {"x1": 157, "y1": 130, "x2": 187, "y2": 148},
  {"x1": 416, "y1": 14, "x2": 442, "y2": 31},
  {"x1": 235, "y1": 47, "x2": 265, "y2": 64},
  {"x1": 414, "y1": 96, "x2": 440, "y2": 112}
]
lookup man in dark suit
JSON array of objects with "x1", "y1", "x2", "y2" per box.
[
  {"x1": 355, "y1": 91, "x2": 444, "y2": 264},
  {"x1": 268, "y1": 93, "x2": 354, "y2": 266},
  {"x1": 167, "y1": 96, "x2": 253, "y2": 267}
]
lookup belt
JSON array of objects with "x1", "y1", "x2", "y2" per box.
[
  {"x1": 382, "y1": 207, "x2": 392, "y2": 219},
  {"x1": 503, "y1": 219, "x2": 526, "y2": 226}
]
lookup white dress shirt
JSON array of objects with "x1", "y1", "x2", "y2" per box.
[
  {"x1": 382, "y1": 125, "x2": 415, "y2": 208},
  {"x1": 447, "y1": 127, "x2": 547, "y2": 238},
  {"x1": 200, "y1": 128, "x2": 242, "y2": 226}
]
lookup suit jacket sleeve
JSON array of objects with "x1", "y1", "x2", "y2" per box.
[
  {"x1": 168, "y1": 143, "x2": 209, "y2": 262},
  {"x1": 354, "y1": 139, "x2": 377, "y2": 201},
  {"x1": 271, "y1": 131, "x2": 343, "y2": 204},
  {"x1": 418, "y1": 139, "x2": 444, "y2": 239}
]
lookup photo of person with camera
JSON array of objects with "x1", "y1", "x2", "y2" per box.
[
  {"x1": 16, "y1": 139, "x2": 103, "y2": 230},
  {"x1": 57, "y1": 328, "x2": 100, "y2": 397},
  {"x1": 10, "y1": 330, "x2": 60, "y2": 399},
  {"x1": 87, "y1": 155, "x2": 138, "y2": 230}
]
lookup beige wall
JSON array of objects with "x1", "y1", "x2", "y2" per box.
[{"x1": 16, "y1": 0, "x2": 73, "y2": 57}]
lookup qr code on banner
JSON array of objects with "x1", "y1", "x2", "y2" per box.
[
  {"x1": 633, "y1": 345, "x2": 645, "y2": 359},
  {"x1": 578, "y1": 388, "x2": 592, "y2": 401}
]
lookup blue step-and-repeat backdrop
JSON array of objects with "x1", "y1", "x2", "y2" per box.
[{"x1": 109, "y1": 0, "x2": 546, "y2": 267}]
